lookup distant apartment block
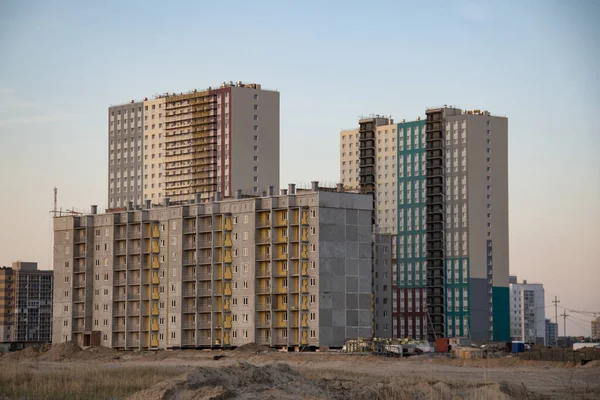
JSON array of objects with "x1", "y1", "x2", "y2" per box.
[
  {"x1": 592, "y1": 317, "x2": 600, "y2": 340},
  {"x1": 0, "y1": 262, "x2": 53, "y2": 344},
  {"x1": 545, "y1": 319, "x2": 558, "y2": 347},
  {"x1": 108, "y1": 81, "x2": 280, "y2": 208},
  {"x1": 342, "y1": 107, "x2": 510, "y2": 342},
  {"x1": 53, "y1": 183, "x2": 373, "y2": 349},
  {"x1": 510, "y1": 276, "x2": 546, "y2": 344}
]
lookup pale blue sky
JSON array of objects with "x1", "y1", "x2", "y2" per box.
[{"x1": 0, "y1": 0, "x2": 598, "y2": 336}]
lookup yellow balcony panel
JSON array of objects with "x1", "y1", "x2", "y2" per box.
[
  {"x1": 301, "y1": 280, "x2": 308, "y2": 293},
  {"x1": 301, "y1": 228, "x2": 308, "y2": 241},
  {"x1": 152, "y1": 272, "x2": 160, "y2": 284},
  {"x1": 301, "y1": 314, "x2": 308, "y2": 327},
  {"x1": 152, "y1": 241, "x2": 160, "y2": 253},
  {"x1": 224, "y1": 298, "x2": 231, "y2": 311},
  {"x1": 224, "y1": 282, "x2": 232, "y2": 296},
  {"x1": 301, "y1": 296, "x2": 309, "y2": 310},
  {"x1": 224, "y1": 266, "x2": 232, "y2": 279},
  {"x1": 224, "y1": 250, "x2": 232, "y2": 263},
  {"x1": 151, "y1": 323, "x2": 159, "y2": 332},
  {"x1": 301, "y1": 331, "x2": 308, "y2": 345},
  {"x1": 151, "y1": 304, "x2": 159, "y2": 316},
  {"x1": 301, "y1": 212, "x2": 308, "y2": 225},
  {"x1": 224, "y1": 217, "x2": 232, "y2": 231},
  {"x1": 152, "y1": 288, "x2": 159, "y2": 300},
  {"x1": 223, "y1": 331, "x2": 230, "y2": 345},
  {"x1": 151, "y1": 334, "x2": 159, "y2": 347},
  {"x1": 301, "y1": 246, "x2": 308, "y2": 258},
  {"x1": 224, "y1": 315, "x2": 232, "y2": 329},
  {"x1": 152, "y1": 226, "x2": 160, "y2": 238},
  {"x1": 301, "y1": 262, "x2": 308, "y2": 275},
  {"x1": 224, "y1": 234, "x2": 232, "y2": 247}
]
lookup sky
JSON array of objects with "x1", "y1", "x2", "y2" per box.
[{"x1": 0, "y1": 0, "x2": 598, "y2": 337}]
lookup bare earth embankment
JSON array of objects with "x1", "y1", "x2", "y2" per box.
[{"x1": 0, "y1": 343, "x2": 598, "y2": 399}]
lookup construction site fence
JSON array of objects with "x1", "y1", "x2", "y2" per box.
[{"x1": 518, "y1": 348, "x2": 600, "y2": 363}]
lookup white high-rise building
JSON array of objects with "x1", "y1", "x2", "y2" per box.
[{"x1": 510, "y1": 276, "x2": 546, "y2": 344}]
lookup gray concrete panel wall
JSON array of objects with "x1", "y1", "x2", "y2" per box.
[
  {"x1": 469, "y1": 277, "x2": 489, "y2": 341},
  {"x1": 108, "y1": 102, "x2": 144, "y2": 208}
]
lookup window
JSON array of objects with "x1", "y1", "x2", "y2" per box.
[
  {"x1": 310, "y1": 329, "x2": 316, "y2": 338},
  {"x1": 310, "y1": 209, "x2": 316, "y2": 218},
  {"x1": 310, "y1": 312, "x2": 315, "y2": 321},
  {"x1": 310, "y1": 226, "x2": 316, "y2": 235},
  {"x1": 243, "y1": 296, "x2": 249, "y2": 305},
  {"x1": 310, "y1": 278, "x2": 316, "y2": 286},
  {"x1": 310, "y1": 260, "x2": 316, "y2": 269},
  {"x1": 310, "y1": 244, "x2": 316, "y2": 252},
  {"x1": 310, "y1": 294, "x2": 316, "y2": 304}
]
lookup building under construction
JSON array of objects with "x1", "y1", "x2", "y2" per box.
[{"x1": 53, "y1": 182, "x2": 380, "y2": 350}]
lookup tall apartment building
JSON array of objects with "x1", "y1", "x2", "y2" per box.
[
  {"x1": 0, "y1": 262, "x2": 53, "y2": 343},
  {"x1": 53, "y1": 183, "x2": 373, "y2": 349},
  {"x1": 341, "y1": 107, "x2": 510, "y2": 342},
  {"x1": 109, "y1": 81, "x2": 280, "y2": 208},
  {"x1": 509, "y1": 276, "x2": 545, "y2": 344},
  {"x1": 340, "y1": 116, "x2": 397, "y2": 234}
]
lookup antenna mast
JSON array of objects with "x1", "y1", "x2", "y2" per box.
[{"x1": 53, "y1": 187, "x2": 58, "y2": 217}]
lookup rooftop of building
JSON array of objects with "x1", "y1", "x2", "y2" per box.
[
  {"x1": 52, "y1": 181, "x2": 370, "y2": 217},
  {"x1": 109, "y1": 81, "x2": 278, "y2": 107}
]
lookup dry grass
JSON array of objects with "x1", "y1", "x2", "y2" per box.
[{"x1": 0, "y1": 364, "x2": 189, "y2": 400}]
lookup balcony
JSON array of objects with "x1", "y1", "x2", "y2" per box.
[
  {"x1": 114, "y1": 263, "x2": 127, "y2": 271},
  {"x1": 128, "y1": 277, "x2": 141, "y2": 285},
  {"x1": 183, "y1": 242, "x2": 197, "y2": 250},
  {"x1": 183, "y1": 290, "x2": 197, "y2": 297},
  {"x1": 183, "y1": 306, "x2": 197, "y2": 313},
  {"x1": 114, "y1": 294, "x2": 127, "y2": 301},
  {"x1": 73, "y1": 280, "x2": 86, "y2": 289},
  {"x1": 114, "y1": 309, "x2": 126, "y2": 316},
  {"x1": 182, "y1": 322, "x2": 196, "y2": 330}
]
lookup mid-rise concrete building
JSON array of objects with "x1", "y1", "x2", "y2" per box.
[
  {"x1": 0, "y1": 262, "x2": 53, "y2": 344},
  {"x1": 54, "y1": 183, "x2": 373, "y2": 349},
  {"x1": 109, "y1": 81, "x2": 280, "y2": 208},
  {"x1": 342, "y1": 107, "x2": 510, "y2": 342},
  {"x1": 509, "y1": 276, "x2": 545, "y2": 344}
]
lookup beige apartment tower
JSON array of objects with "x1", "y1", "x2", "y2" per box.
[
  {"x1": 54, "y1": 183, "x2": 373, "y2": 349},
  {"x1": 109, "y1": 81, "x2": 280, "y2": 208}
]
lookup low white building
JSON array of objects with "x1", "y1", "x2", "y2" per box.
[{"x1": 509, "y1": 276, "x2": 545, "y2": 344}]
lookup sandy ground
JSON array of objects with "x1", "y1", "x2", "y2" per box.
[{"x1": 1, "y1": 345, "x2": 599, "y2": 399}]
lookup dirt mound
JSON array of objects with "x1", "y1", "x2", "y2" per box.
[
  {"x1": 77, "y1": 345, "x2": 121, "y2": 360},
  {"x1": 127, "y1": 362, "x2": 330, "y2": 400},
  {"x1": 39, "y1": 341, "x2": 82, "y2": 361},
  {"x1": 233, "y1": 342, "x2": 273, "y2": 353},
  {"x1": 1, "y1": 346, "x2": 42, "y2": 361}
]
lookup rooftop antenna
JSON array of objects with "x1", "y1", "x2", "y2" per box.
[{"x1": 53, "y1": 187, "x2": 57, "y2": 217}]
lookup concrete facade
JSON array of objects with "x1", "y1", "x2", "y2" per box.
[
  {"x1": 108, "y1": 82, "x2": 280, "y2": 207},
  {"x1": 53, "y1": 184, "x2": 372, "y2": 349},
  {"x1": 0, "y1": 262, "x2": 53, "y2": 343}
]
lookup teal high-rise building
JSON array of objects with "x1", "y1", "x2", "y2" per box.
[{"x1": 394, "y1": 108, "x2": 509, "y2": 343}]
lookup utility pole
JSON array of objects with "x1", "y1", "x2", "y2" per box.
[
  {"x1": 560, "y1": 311, "x2": 569, "y2": 347},
  {"x1": 552, "y1": 296, "x2": 560, "y2": 348}
]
